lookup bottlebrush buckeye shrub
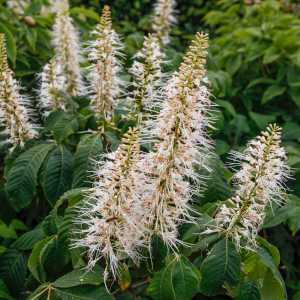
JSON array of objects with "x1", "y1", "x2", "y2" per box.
[{"x1": 0, "y1": 0, "x2": 296, "y2": 299}]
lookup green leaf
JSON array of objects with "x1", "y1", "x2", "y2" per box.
[
  {"x1": 0, "y1": 279, "x2": 13, "y2": 300},
  {"x1": 216, "y1": 100, "x2": 236, "y2": 116},
  {"x1": 6, "y1": 143, "x2": 54, "y2": 211},
  {"x1": 262, "y1": 86, "x2": 286, "y2": 104},
  {"x1": 263, "y1": 47, "x2": 280, "y2": 64},
  {"x1": 40, "y1": 235, "x2": 70, "y2": 280},
  {"x1": 28, "y1": 236, "x2": 53, "y2": 282},
  {"x1": 147, "y1": 256, "x2": 200, "y2": 300},
  {"x1": 54, "y1": 188, "x2": 85, "y2": 210},
  {"x1": 0, "y1": 220, "x2": 16, "y2": 239},
  {"x1": 200, "y1": 239, "x2": 241, "y2": 296},
  {"x1": 249, "y1": 112, "x2": 276, "y2": 130},
  {"x1": 0, "y1": 249, "x2": 27, "y2": 294},
  {"x1": 226, "y1": 54, "x2": 242, "y2": 75},
  {"x1": 72, "y1": 134, "x2": 103, "y2": 188},
  {"x1": 244, "y1": 248, "x2": 287, "y2": 300},
  {"x1": 45, "y1": 112, "x2": 79, "y2": 142},
  {"x1": 41, "y1": 146, "x2": 73, "y2": 206},
  {"x1": 53, "y1": 266, "x2": 103, "y2": 288},
  {"x1": 53, "y1": 286, "x2": 114, "y2": 300},
  {"x1": 12, "y1": 227, "x2": 45, "y2": 251},
  {"x1": 237, "y1": 281, "x2": 261, "y2": 300}
]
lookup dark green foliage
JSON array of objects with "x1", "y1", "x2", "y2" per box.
[
  {"x1": 200, "y1": 239, "x2": 241, "y2": 296},
  {"x1": 0, "y1": 0, "x2": 299, "y2": 299}
]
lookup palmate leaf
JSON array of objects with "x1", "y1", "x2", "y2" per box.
[
  {"x1": 5, "y1": 143, "x2": 55, "y2": 211},
  {"x1": 147, "y1": 256, "x2": 201, "y2": 300},
  {"x1": 41, "y1": 146, "x2": 73, "y2": 206},
  {"x1": 72, "y1": 134, "x2": 103, "y2": 188},
  {"x1": 200, "y1": 238, "x2": 241, "y2": 296},
  {"x1": 0, "y1": 249, "x2": 27, "y2": 295}
]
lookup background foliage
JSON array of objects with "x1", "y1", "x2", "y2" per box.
[{"x1": 0, "y1": 0, "x2": 299, "y2": 299}]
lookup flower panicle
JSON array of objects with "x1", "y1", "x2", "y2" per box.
[
  {"x1": 39, "y1": 59, "x2": 66, "y2": 116},
  {"x1": 152, "y1": 0, "x2": 177, "y2": 45},
  {"x1": 52, "y1": 0, "x2": 84, "y2": 97},
  {"x1": 129, "y1": 33, "x2": 165, "y2": 115},
  {"x1": 0, "y1": 34, "x2": 38, "y2": 148},
  {"x1": 87, "y1": 5, "x2": 125, "y2": 120},
  {"x1": 73, "y1": 127, "x2": 147, "y2": 278},
  {"x1": 211, "y1": 124, "x2": 290, "y2": 249},
  {"x1": 140, "y1": 32, "x2": 214, "y2": 249}
]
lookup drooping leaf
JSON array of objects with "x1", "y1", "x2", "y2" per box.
[
  {"x1": 41, "y1": 146, "x2": 73, "y2": 206},
  {"x1": 200, "y1": 239, "x2": 241, "y2": 296},
  {"x1": 147, "y1": 256, "x2": 201, "y2": 300},
  {"x1": 6, "y1": 143, "x2": 54, "y2": 211},
  {"x1": 261, "y1": 85, "x2": 286, "y2": 104},
  {"x1": 28, "y1": 236, "x2": 53, "y2": 283},
  {"x1": 0, "y1": 249, "x2": 27, "y2": 295}
]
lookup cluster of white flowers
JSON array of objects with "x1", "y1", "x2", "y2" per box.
[
  {"x1": 139, "y1": 32, "x2": 213, "y2": 249},
  {"x1": 0, "y1": 34, "x2": 37, "y2": 148},
  {"x1": 152, "y1": 0, "x2": 177, "y2": 45},
  {"x1": 87, "y1": 5, "x2": 124, "y2": 120},
  {"x1": 39, "y1": 59, "x2": 66, "y2": 116},
  {"x1": 207, "y1": 124, "x2": 290, "y2": 249},
  {"x1": 73, "y1": 128, "x2": 147, "y2": 279},
  {"x1": 129, "y1": 33, "x2": 165, "y2": 115},
  {"x1": 52, "y1": 0, "x2": 84, "y2": 97}
]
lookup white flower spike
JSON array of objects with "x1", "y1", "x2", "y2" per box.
[
  {"x1": 129, "y1": 33, "x2": 165, "y2": 115},
  {"x1": 140, "y1": 33, "x2": 214, "y2": 250},
  {"x1": 87, "y1": 5, "x2": 124, "y2": 120},
  {"x1": 52, "y1": 0, "x2": 84, "y2": 97},
  {"x1": 0, "y1": 34, "x2": 38, "y2": 148},
  {"x1": 39, "y1": 59, "x2": 66, "y2": 116},
  {"x1": 212, "y1": 124, "x2": 290, "y2": 249},
  {"x1": 152, "y1": 0, "x2": 176, "y2": 45},
  {"x1": 73, "y1": 128, "x2": 147, "y2": 279}
]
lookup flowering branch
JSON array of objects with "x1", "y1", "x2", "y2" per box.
[
  {"x1": 52, "y1": 0, "x2": 84, "y2": 97},
  {"x1": 140, "y1": 32, "x2": 214, "y2": 249},
  {"x1": 152, "y1": 0, "x2": 176, "y2": 45},
  {"x1": 74, "y1": 128, "x2": 146, "y2": 279},
  {"x1": 129, "y1": 33, "x2": 165, "y2": 116},
  {"x1": 211, "y1": 124, "x2": 290, "y2": 249},
  {"x1": 87, "y1": 5, "x2": 124, "y2": 121},
  {"x1": 0, "y1": 34, "x2": 37, "y2": 148}
]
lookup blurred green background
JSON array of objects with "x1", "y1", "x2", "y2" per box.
[{"x1": 0, "y1": 0, "x2": 300, "y2": 298}]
